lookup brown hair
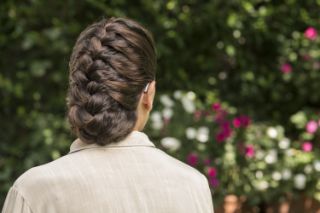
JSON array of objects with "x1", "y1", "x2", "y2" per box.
[{"x1": 66, "y1": 17, "x2": 156, "y2": 145}]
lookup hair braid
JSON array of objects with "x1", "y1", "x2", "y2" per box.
[{"x1": 66, "y1": 17, "x2": 156, "y2": 145}]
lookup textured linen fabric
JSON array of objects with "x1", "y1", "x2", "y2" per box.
[{"x1": 2, "y1": 131, "x2": 214, "y2": 213}]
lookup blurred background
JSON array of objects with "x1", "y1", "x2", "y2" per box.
[{"x1": 1, "y1": 0, "x2": 320, "y2": 212}]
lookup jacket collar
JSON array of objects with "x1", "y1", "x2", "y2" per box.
[{"x1": 68, "y1": 131, "x2": 156, "y2": 154}]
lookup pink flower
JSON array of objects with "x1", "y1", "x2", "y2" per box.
[
  {"x1": 215, "y1": 121, "x2": 233, "y2": 142},
  {"x1": 209, "y1": 177, "x2": 219, "y2": 187},
  {"x1": 203, "y1": 110, "x2": 210, "y2": 117},
  {"x1": 203, "y1": 158, "x2": 211, "y2": 165},
  {"x1": 207, "y1": 167, "x2": 217, "y2": 178},
  {"x1": 187, "y1": 153, "x2": 198, "y2": 166},
  {"x1": 280, "y1": 63, "x2": 292, "y2": 74},
  {"x1": 304, "y1": 27, "x2": 318, "y2": 40},
  {"x1": 233, "y1": 115, "x2": 251, "y2": 128},
  {"x1": 193, "y1": 110, "x2": 202, "y2": 121},
  {"x1": 302, "y1": 142, "x2": 313, "y2": 152},
  {"x1": 302, "y1": 54, "x2": 311, "y2": 61},
  {"x1": 306, "y1": 120, "x2": 318, "y2": 134},
  {"x1": 211, "y1": 103, "x2": 221, "y2": 111},
  {"x1": 233, "y1": 117, "x2": 242, "y2": 128},
  {"x1": 215, "y1": 132, "x2": 225, "y2": 143},
  {"x1": 222, "y1": 122, "x2": 231, "y2": 133},
  {"x1": 245, "y1": 145, "x2": 255, "y2": 158},
  {"x1": 214, "y1": 109, "x2": 228, "y2": 124},
  {"x1": 240, "y1": 115, "x2": 251, "y2": 127}
]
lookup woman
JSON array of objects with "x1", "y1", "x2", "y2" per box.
[{"x1": 2, "y1": 17, "x2": 214, "y2": 213}]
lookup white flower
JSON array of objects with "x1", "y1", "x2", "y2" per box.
[
  {"x1": 151, "y1": 111, "x2": 162, "y2": 122},
  {"x1": 160, "y1": 94, "x2": 174, "y2": 107},
  {"x1": 218, "y1": 72, "x2": 227, "y2": 80},
  {"x1": 186, "y1": 91, "x2": 196, "y2": 100},
  {"x1": 314, "y1": 160, "x2": 320, "y2": 172},
  {"x1": 196, "y1": 126, "x2": 209, "y2": 143},
  {"x1": 225, "y1": 152, "x2": 235, "y2": 163},
  {"x1": 272, "y1": 171, "x2": 282, "y2": 181},
  {"x1": 279, "y1": 138, "x2": 290, "y2": 149},
  {"x1": 255, "y1": 171, "x2": 264, "y2": 179},
  {"x1": 162, "y1": 107, "x2": 173, "y2": 119},
  {"x1": 181, "y1": 96, "x2": 195, "y2": 113},
  {"x1": 304, "y1": 165, "x2": 313, "y2": 174},
  {"x1": 173, "y1": 90, "x2": 182, "y2": 100},
  {"x1": 151, "y1": 121, "x2": 163, "y2": 130},
  {"x1": 294, "y1": 174, "x2": 307, "y2": 189},
  {"x1": 282, "y1": 169, "x2": 292, "y2": 180},
  {"x1": 267, "y1": 127, "x2": 278, "y2": 139},
  {"x1": 255, "y1": 150, "x2": 265, "y2": 160},
  {"x1": 285, "y1": 149, "x2": 295, "y2": 157},
  {"x1": 150, "y1": 112, "x2": 163, "y2": 130},
  {"x1": 160, "y1": 137, "x2": 181, "y2": 151},
  {"x1": 185, "y1": 127, "x2": 197, "y2": 139},
  {"x1": 255, "y1": 180, "x2": 269, "y2": 191},
  {"x1": 265, "y1": 149, "x2": 278, "y2": 164}
]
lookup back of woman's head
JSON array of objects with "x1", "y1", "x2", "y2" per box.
[{"x1": 66, "y1": 17, "x2": 157, "y2": 145}]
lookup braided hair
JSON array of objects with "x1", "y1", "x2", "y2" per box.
[{"x1": 66, "y1": 17, "x2": 156, "y2": 145}]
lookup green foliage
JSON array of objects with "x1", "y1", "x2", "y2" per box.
[{"x1": 1, "y1": 0, "x2": 320, "y2": 208}]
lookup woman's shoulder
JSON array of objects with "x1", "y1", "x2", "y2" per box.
[
  {"x1": 152, "y1": 147, "x2": 206, "y2": 183},
  {"x1": 13, "y1": 154, "x2": 73, "y2": 193}
]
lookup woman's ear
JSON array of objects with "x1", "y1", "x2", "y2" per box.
[{"x1": 142, "y1": 80, "x2": 156, "y2": 111}]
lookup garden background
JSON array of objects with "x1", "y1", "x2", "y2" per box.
[{"x1": 1, "y1": 0, "x2": 320, "y2": 212}]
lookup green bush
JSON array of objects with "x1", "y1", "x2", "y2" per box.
[{"x1": 1, "y1": 0, "x2": 320, "y2": 208}]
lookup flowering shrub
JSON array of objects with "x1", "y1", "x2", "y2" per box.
[
  {"x1": 1, "y1": 0, "x2": 320, "y2": 208},
  {"x1": 146, "y1": 90, "x2": 320, "y2": 206}
]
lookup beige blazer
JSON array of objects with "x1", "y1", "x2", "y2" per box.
[{"x1": 2, "y1": 131, "x2": 214, "y2": 213}]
